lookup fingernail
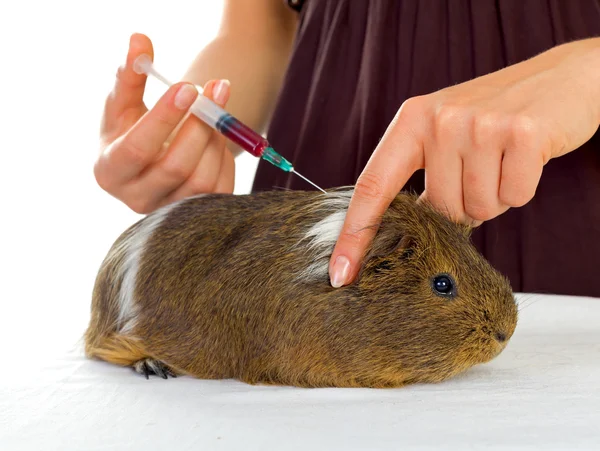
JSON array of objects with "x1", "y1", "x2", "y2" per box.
[
  {"x1": 213, "y1": 79, "x2": 230, "y2": 105},
  {"x1": 330, "y1": 256, "x2": 351, "y2": 288},
  {"x1": 174, "y1": 84, "x2": 198, "y2": 110}
]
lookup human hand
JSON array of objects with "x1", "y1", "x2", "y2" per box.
[
  {"x1": 329, "y1": 38, "x2": 600, "y2": 288},
  {"x1": 95, "y1": 33, "x2": 235, "y2": 214}
]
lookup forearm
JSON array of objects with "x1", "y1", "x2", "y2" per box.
[
  {"x1": 181, "y1": 1, "x2": 297, "y2": 156},
  {"x1": 519, "y1": 37, "x2": 600, "y2": 124}
]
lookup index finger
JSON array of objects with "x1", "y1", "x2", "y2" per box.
[{"x1": 328, "y1": 106, "x2": 424, "y2": 288}]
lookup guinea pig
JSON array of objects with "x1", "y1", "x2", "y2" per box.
[{"x1": 84, "y1": 188, "x2": 518, "y2": 388}]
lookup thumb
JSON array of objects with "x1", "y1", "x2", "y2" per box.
[{"x1": 104, "y1": 33, "x2": 154, "y2": 125}]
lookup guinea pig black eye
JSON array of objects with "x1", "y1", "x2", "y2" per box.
[{"x1": 431, "y1": 274, "x2": 456, "y2": 297}]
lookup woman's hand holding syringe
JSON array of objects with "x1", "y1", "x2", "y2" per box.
[
  {"x1": 95, "y1": 34, "x2": 235, "y2": 214},
  {"x1": 95, "y1": 1, "x2": 298, "y2": 213}
]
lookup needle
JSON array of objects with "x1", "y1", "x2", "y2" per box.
[{"x1": 290, "y1": 169, "x2": 327, "y2": 193}]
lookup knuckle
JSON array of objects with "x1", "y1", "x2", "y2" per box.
[
  {"x1": 462, "y1": 168, "x2": 482, "y2": 188},
  {"x1": 472, "y1": 112, "x2": 501, "y2": 144},
  {"x1": 336, "y1": 228, "x2": 366, "y2": 250},
  {"x1": 434, "y1": 104, "x2": 464, "y2": 136},
  {"x1": 161, "y1": 158, "x2": 192, "y2": 181},
  {"x1": 398, "y1": 96, "x2": 427, "y2": 118},
  {"x1": 154, "y1": 110, "x2": 180, "y2": 129},
  {"x1": 393, "y1": 96, "x2": 428, "y2": 130},
  {"x1": 354, "y1": 171, "x2": 386, "y2": 202},
  {"x1": 510, "y1": 114, "x2": 539, "y2": 147},
  {"x1": 120, "y1": 139, "x2": 151, "y2": 168}
]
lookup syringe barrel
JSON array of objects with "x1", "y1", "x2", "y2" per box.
[
  {"x1": 189, "y1": 95, "x2": 269, "y2": 158},
  {"x1": 189, "y1": 95, "x2": 228, "y2": 130}
]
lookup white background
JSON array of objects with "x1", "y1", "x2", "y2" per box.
[{"x1": 0, "y1": 0, "x2": 259, "y2": 366}]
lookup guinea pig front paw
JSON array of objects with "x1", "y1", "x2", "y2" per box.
[{"x1": 133, "y1": 358, "x2": 177, "y2": 380}]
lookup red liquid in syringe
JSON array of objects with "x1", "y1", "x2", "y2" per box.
[{"x1": 215, "y1": 113, "x2": 270, "y2": 157}]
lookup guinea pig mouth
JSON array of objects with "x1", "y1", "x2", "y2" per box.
[
  {"x1": 468, "y1": 334, "x2": 509, "y2": 365},
  {"x1": 491, "y1": 341, "x2": 505, "y2": 357},
  {"x1": 485, "y1": 335, "x2": 510, "y2": 360}
]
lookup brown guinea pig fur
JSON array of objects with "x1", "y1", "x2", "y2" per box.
[{"x1": 84, "y1": 188, "x2": 518, "y2": 388}]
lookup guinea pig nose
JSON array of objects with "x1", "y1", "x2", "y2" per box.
[{"x1": 494, "y1": 332, "x2": 507, "y2": 343}]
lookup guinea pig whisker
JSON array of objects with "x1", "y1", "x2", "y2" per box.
[
  {"x1": 516, "y1": 294, "x2": 542, "y2": 312},
  {"x1": 414, "y1": 245, "x2": 431, "y2": 260},
  {"x1": 270, "y1": 185, "x2": 293, "y2": 191},
  {"x1": 517, "y1": 302, "x2": 538, "y2": 313}
]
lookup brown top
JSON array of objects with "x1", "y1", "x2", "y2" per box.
[{"x1": 252, "y1": 0, "x2": 600, "y2": 298}]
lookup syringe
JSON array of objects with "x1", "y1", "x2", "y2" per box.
[{"x1": 133, "y1": 54, "x2": 326, "y2": 193}]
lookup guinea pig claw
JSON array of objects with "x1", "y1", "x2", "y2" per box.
[
  {"x1": 154, "y1": 364, "x2": 168, "y2": 380},
  {"x1": 133, "y1": 358, "x2": 176, "y2": 380}
]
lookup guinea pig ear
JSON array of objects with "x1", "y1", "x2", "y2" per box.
[
  {"x1": 356, "y1": 228, "x2": 417, "y2": 280},
  {"x1": 366, "y1": 223, "x2": 416, "y2": 259},
  {"x1": 395, "y1": 235, "x2": 417, "y2": 259}
]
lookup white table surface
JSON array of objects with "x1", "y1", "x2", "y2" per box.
[{"x1": 2, "y1": 293, "x2": 599, "y2": 451}]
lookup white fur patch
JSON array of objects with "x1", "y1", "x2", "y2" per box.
[
  {"x1": 297, "y1": 190, "x2": 353, "y2": 281},
  {"x1": 115, "y1": 201, "x2": 179, "y2": 333}
]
